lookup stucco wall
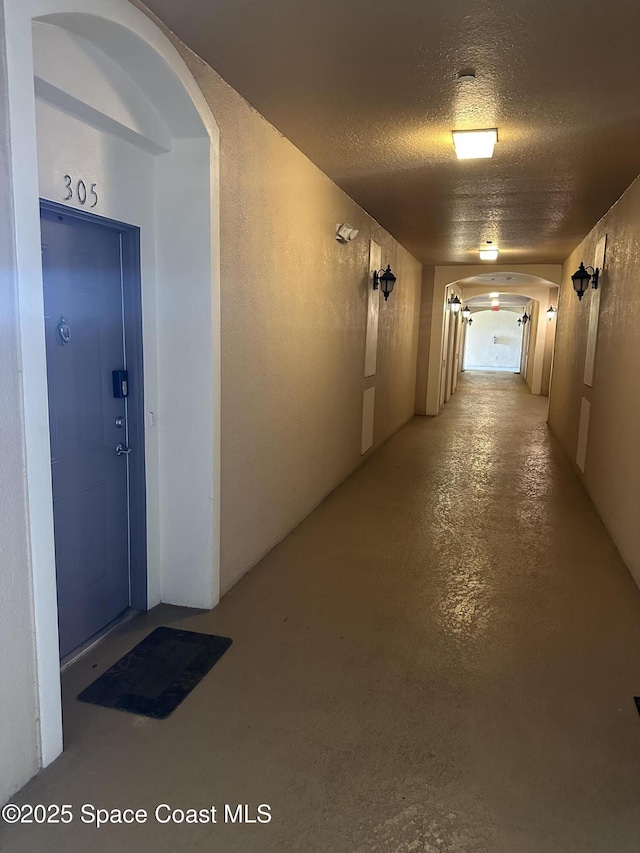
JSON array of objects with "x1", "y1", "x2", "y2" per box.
[
  {"x1": 541, "y1": 295, "x2": 557, "y2": 396},
  {"x1": 0, "y1": 7, "x2": 40, "y2": 801},
  {"x1": 548, "y1": 174, "x2": 640, "y2": 585},
  {"x1": 524, "y1": 301, "x2": 538, "y2": 389},
  {"x1": 415, "y1": 266, "x2": 435, "y2": 415},
  {"x1": 171, "y1": 43, "x2": 422, "y2": 593}
]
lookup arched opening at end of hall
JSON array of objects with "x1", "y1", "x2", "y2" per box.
[
  {"x1": 437, "y1": 275, "x2": 561, "y2": 410},
  {"x1": 462, "y1": 297, "x2": 529, "y2": 375},
  {"x1": 459, "y1": 292, "x2": 556, "y2": 398}
]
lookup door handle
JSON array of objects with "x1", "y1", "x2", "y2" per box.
[
  {"x1": 57, "y1": 316, "x2": 70, "y2": 345},
  {"x1": 115, "y1": 443, "x2": 132, "y2": 456}
]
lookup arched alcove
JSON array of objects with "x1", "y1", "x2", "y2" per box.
[
  {"x1": 422, "y1": 266, "x2": 561, "y2": 415},
  {"x1": 4, "y1": 0, "x2": 221, "y2": 769}
]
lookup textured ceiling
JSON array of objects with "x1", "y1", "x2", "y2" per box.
[
  {"x1": 143, "y1": 0, "x2": 640, "y2": 266},
  {"x1": 459, "y1": 272, "x2": 558, "y2": 287}
]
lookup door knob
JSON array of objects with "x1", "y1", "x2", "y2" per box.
[{"x1": 115, "y1": 443, "x2": 132, "y2": 456}]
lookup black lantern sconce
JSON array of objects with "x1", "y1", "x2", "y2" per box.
[
  {"x1": 521, "y1": 311, "x2": 530, "y2": 326},
  {"x1": 546, "y1": 305, "x2": 557, "y2": 321},
  {"x1": 467, "y1": 317, "x2": 473, "y2": 326},
  {"x1": 571, "y1": 261, "x2": 599, "y2": 301},
  {"x1": 373, "y1": 265, "x2": 397, "y2": 301},
  {"x1": 448, "y1": 293, "x2": 462, "y2": 314},
  {"x1": 461, "y1": 305, "x2": 471, "y2": 322}
]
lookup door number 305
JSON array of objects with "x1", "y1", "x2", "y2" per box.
[{"x1": 63, "y1": 175, "x2": 98, "y2": 208}]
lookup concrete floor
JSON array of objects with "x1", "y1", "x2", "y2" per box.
[{"x1": 4, "y1": 372, "x2": 640, "y2": 852}]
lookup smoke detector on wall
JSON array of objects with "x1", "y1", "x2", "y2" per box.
[{"x1": 336, "y1": 223, "x2": 359, "y2": 243}]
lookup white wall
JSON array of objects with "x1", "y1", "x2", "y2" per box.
[
  {"x1": 464, "y1": 310, "x2": 523, "y2": 370},
  {"x1": 0, "y1": 5, "x2": 40, "y2": 802}
]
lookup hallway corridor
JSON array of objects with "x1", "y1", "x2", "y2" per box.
[{"x1": 4, "y1": 373, "x2": 640, "y2": 853}]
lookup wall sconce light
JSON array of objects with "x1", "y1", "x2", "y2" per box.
[
  {"x1": 517, "y1": 317, "x2": 522, "y2": 327},
  {"x1": 373, "y1": 265, "x2": 397, "y2": 301},
  {"x1": 336, "y1": 223, "x2": 359, "y2": 243},
  {"x1": 467, "y1": 317, "x2": 473, "y2": 326},
  {"x1": 521, "y1": 311, "x2": 530, "y2": 325},
  {"x1": 546, "y1": 306, "x2": 557, "y2": 321},
  {"x1": 462, "y1": 305, "x2": 471, "y2": 321},
  {"x1": 571, "y1": 261, "x2": 599, "y2": 301},
  {"x1": 448, "y1": 293, "x2": 462, "y2": 313}
]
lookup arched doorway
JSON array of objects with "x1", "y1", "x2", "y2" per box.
[{"x1": 4, "y1": 0, "x2": 221, "y2": 768}]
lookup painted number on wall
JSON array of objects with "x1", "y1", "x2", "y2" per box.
[{"x1": 63, "y1": 175, "x2": 98, "y2": 208}]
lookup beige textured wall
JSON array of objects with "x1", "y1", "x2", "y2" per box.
[
  {"x1": 548, "y1": 174, "x2": 640, "y2": 585},
  {"x1": 372, "y1": 246, "x2": 422, "y2": 446},
  {"x1": 0, "y1": 7, "x2": 40, "y2": 801},
  {"x1": 541, "y1": 298, "x2": 557, "y2": 396},
  {"x1": 519, "y1": 303, "x2": 530, "y2": 377},
  {"x1": 522, "y1": 296, "x2": 556, "y2": 396},
  {"x1": 415, "y1": 267, "x2": 435, "y2": 415},
  {"x1": 524, "y1": 300, "x2": 538, "y2": 389},
  {"x1": 170, "y1": 44, "x2": 422, "y2": 593}
]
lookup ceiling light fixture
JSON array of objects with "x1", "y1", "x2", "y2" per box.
[
  {"x1": 452, "y1": 128, "x2": 498, "y2": 160},
  {"x1": 570, "y1": 261, "x2": 599, "y2": 301},
  {"x1": 480, "y1": 248, "x2": 499, "y2": 261},
  {"x1": 489, "y1": 291, "x2": 500, "y2": 298}
]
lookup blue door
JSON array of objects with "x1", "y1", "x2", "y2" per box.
[{"x1": 41, "y1": 209, "x2": 135, "y2": 658}]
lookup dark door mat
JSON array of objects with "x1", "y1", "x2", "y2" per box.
[{"x1": 77, "y1": 626, "x2": 232, "y2": 719}]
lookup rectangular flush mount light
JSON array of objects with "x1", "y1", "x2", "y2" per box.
[
  {"x1": 479, "y1": 248, "x2": 499, "y2": 260},
  {"x1": 452, "y1": 128, "x2": 498, "y2": 160}
]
